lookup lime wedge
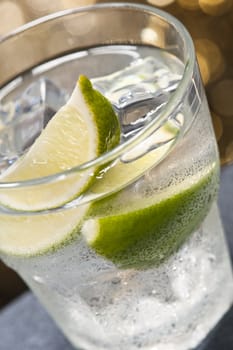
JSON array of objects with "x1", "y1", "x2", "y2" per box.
[
  {"x1": 82, "y1": 165, "x2": 218, "y2": 268},
  {"x1": 0, "y1": 75, "x2": 120, "y2": 256},
  {"x1": 0, "y1": 75, "x2": 120, "y2": 211},
  {"x1": 0, "y1": 205, "x2": 88, "y2": 256}
]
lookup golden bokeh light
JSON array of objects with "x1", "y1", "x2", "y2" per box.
[
  {"x1": 194, "y1": 39, "x2": 225, "y2": 84},
  {"x1": 225, "y1": 141, "x2": 233, "y2": 164},
  {"x1": 57, "y1": 0, "x2": 96, "y2": 38},
  {"x1": 209, "y1": 80, "x2": 233, "y2": 117},
  {"x1": 142, "y1": 16, "x2": 167, "y2": 46},
  {"x1": 211, "y1": 111, "x2": 223, "y2": 141},
  {"x1": 177, "y1": 0, "x2": 200, "y2": 10},
  {"x1": 0, "y1": 1, "x2": 25, "y2": 35},
  {"x1": 62, "y1": 11, "x2": 97, "y2": 36},
  {"x1": 199, "y1": 0, "x2": 233, "y2": 16},
  {"x1": 196, "y1": 52, "x2": 210, "y2": 85},
  {"x1": 147, "y1": 0, "x2": 175, "y2": 6},
  {"x1": 141, "y1": 27, "x2": 160, "y2": 44},
  {"x1": 61, "y1": 0, "x2": 96, "y2": 10},
  {"x1": 23, "y1": 0, "x2": 60, "y2": 17}
]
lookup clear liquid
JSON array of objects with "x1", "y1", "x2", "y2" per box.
[{"x1": 1, "y1": 45, "x2": 233, "y2": 350}]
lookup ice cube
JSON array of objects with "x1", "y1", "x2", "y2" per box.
[
  {"x1": 92, "y1": 56, "x2": 181, "y2": 108},
  {"x1": 0, "y1": 78, "x2": 68, "y2": 173},
  {"x1": 91, "y1": 57, "x2": 181, "y2": 138}
]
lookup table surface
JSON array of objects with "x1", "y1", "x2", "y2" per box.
[{"x1": 0, "y1": 165, "x2": 233, "y2": 350}]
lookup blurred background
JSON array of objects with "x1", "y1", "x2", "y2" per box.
[{"x1": 0, "y1": 0, "x2": 232, "y2": 309}]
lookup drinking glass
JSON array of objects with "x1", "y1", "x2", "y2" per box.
[{"x1": 0, "y1": 3, "x2": 232, "y2": 350}]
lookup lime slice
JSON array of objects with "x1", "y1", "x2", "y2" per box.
[
  {"x1": 0, "y1": 205, "x2": 88, "y2": 256},
  {"x1": 0, "y1": 75, "x2": 120, "y2": 256},
  {"x1": 82, "y1": 165, "x2": 218, "y2": 268},
  {"x1": 0, "y1": 75, "x2": 120, "y2": 211}
]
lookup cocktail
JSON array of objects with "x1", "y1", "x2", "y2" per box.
[{"x1": 0, "y1": 3, "x2": 232, "y2": 350}]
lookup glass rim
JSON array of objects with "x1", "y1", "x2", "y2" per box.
[{"x1": 0, "y1": 2, "x2": 195, "y2": 189}]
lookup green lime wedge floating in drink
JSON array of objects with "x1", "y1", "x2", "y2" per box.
[
  {"x1": 82, "y1": 164, "x2": 218, "y2": 268},
  {"x1": 0, "y1": 75, "x2": 120, "y2": 211},
  {"x1": 0, "y1": 205, "x2": 89, "y2": 256},
  {"x1": 0, "y1": 75, "x2": 121, "y2": 256}
]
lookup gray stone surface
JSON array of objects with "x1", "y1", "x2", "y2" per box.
[
  {"x1": 0, "y1": 165, "x2": 233, "y2": 350},
  {"x1": 0, "y1": 293, "x2": 74, "y2": 350}
]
